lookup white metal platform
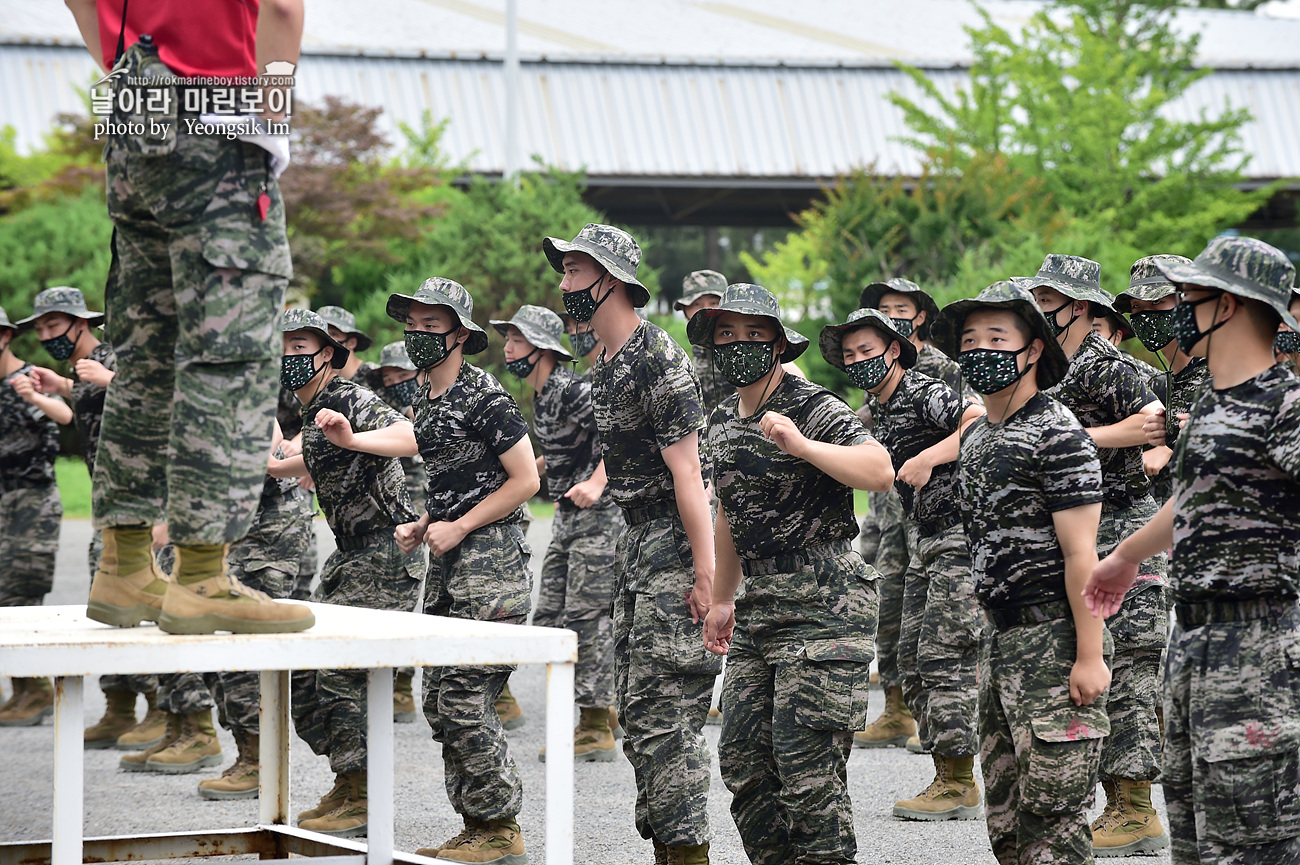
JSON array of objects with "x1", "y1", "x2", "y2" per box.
[{"x1": 0, "y1": 603, "x2": 577, "y2": 865}]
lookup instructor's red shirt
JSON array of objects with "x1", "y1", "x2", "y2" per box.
[{"x1": 97, "y1": 0, "x2": 259, "y2": 79}]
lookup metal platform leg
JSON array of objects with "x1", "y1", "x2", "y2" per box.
[
  {"x1": 544, "y1": 661, "x2": 575, "y2": 865},
  {"x1": 366, "y1": 668, "x2": 394, "y2": 865},
  {"x1": 260, "y1": 670, "x2": 291, "y2": 825},
  {"x1": 52, "y1": 676, "x2": 84, "y2": 865}
]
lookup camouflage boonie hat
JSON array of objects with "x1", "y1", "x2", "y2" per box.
[
  {"x1": 858, "y1": 277, "x2": 941, "y2": 340},
  {"x1": 819, "y1": 308, "x2": 919, "y2": 371},
  {"x1": 315, "y1": 305, "x2": 373, "y2": 352},
  {"x1": 1155, "y1": 236, "x2": 1299, "y2": 332},
  {"x1": 675, "y1": 270, "x2": 728, "y2": 311},
  {"x1": 932, "y1": 280, "x2": 1070, "y2": 390},
  {"x1": 686, "y1": 283, "x2": 809, "y2": 363},
  {"x1": 489, "y1": 305, "x2": 575, "y2": 362},
  {"x1": 281, "y1": 308, "x2": 350, "y2": 369},
  {"x1": 542, "y1": 223, "x2": 651, "y2": 308},
  {"x1": 0, "y1": 306, "x2": 14, "y2": 332},
  {"x1": 1026, "y1": 254, "x2": 1114, "y2": 312},
  {"x1": 377, "y1": 341, "x2": 416, "y2": 372},
  {"x1": 16, "y1": 287, "x2": 105, "y2": 328},
  {"x1": 386, "y1": 277, "x2": 489, "y2": 355},
  {"x1": 1114, "y1": 255, "x2": 1190, "y2": 313}
]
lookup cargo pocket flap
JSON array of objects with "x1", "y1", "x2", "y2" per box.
[
  {"x1": 202, "y1": 224, "x2": 293, "y2": 278},
  {"x1": 1030, "y1": 706, "x2": 1110, "y2": 743},
  {"x1": 1196, "y1": 722, "x2": 1300, "y2": 763},
  {"x1": 803, "y1": 637, "x2": 875, "y2": 665}
]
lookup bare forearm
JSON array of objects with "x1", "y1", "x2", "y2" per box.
[
  {"x1": 1066, "y1": 552, "x2": 1105, "y2": 660},
  {"x1": 801, "y1": 440, "x2": 894, "y2": 492},
  {"x1": 454, "y1": 475, "x2": 538, "y2": 535},
  {"x1": 65, "y1": 0, "x2": 105, "y2": 71},
  {"x1": 1115, "y1": 497, "x2": 1175, "y2": 565},
  {"x1": 347, "y1": 423, "x2": 418, "y2": 458},
  {"x1": 1089, "y1": 405, "x2": 1159, "y2": 449},
  {"x1": 32, "y1": 395, "x2": 73, "y2": 425},
  {"x1": 268, "y1": 455, "x2": 307, "y2": 478},
  {"x1": 712, "y1": 510, "x2": 744, "y2": 604},
  {"x1": 673, "y1": 465, "x2": 714, "y2": 573}
]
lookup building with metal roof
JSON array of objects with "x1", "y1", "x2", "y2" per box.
[{"x1": 2, "y1": 0, "x2": 1298, "y2": 225}]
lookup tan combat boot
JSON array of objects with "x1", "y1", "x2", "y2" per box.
[
  {"x1": 665, "y1": 841, "x2": 710, "y2": 864},
  {"x1": 145, "y1": 708, "x2": 222, "y2": 773},
  {"x1": 198, "y1": 732, "x2": 259, "y2": 800},
  {"x1": 652, "y1": 838, "x2": 668, "y2": 865},
  {"x1": 853, "y1": 685, "x2": 915, "y2": 749},
  {"x1": 1092, "y1": 777, "x2": 1170, "y2": 857},
  {"x1": 906, "y1": 734, "x2": 930, "y2": 754},
  {"x1": 706, "y1": 707, "x2": 722, "y2": 726},
  {"x1": 608, "y1": 705, "x2": 624, "y2": 740},
  {"x1": 574, "y1": 706, "x2": 618, "y2": 762},
  {"x1": 299, "y1": 771, "x2": 367, "y2": 837},
  {"x1": 121, "y1": 712, "x2": 183, "y2": 772},
  {"x1": 434, "y1": 817, "x2": 526, "y2": 863},
  {"x1": 416, "y1": 818, "x2": 480, "y2": 857},
  {"x1": 85, "y1": 689, "x2": 139, "y2": 748},
  {"x1": 494, "y1": 682, "x2": 525, "y2": 731},
  {"x1": 0, "y1": 678, "x2": 54, "y2": 726},
  {"x1": 893, "y1": 753, "x2": 982, "y2": 821},
  {"x1": 87, "y1": 527, "x2": 170, "y2": 627},
  {"x1": 297, "y1": 774, "x2": 352, "y2": 824},
  {"x1": 157, "y1": 545, "x2": 314, "y2": 635},
  {"x1": 394, "y1": 670, "x2": 418, "y2": 723},
  {"x1": 116, "y1": 690, "x2": 167, "y2": 750}
]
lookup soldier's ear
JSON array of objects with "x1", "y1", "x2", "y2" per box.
[
  {"x1": 1027, "y1": 338, "x2": 1043, "y2": 366},
  {"x1": 914, "y1": 309, "x2": 927, "y2": 329}
]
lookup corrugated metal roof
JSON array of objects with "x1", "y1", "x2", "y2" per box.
[{"x1": 3, "y1": 44, "x2": 1297, "y2": 182}]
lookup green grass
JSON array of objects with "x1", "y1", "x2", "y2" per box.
[{"x1": 56, "y1": 456, "x2": 93, "y2": 518}]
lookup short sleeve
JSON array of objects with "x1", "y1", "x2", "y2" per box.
[
  {"x1": 350, "y1": 388, "x2": 407, "y2": 434},
  {"x1": 638, "y1": 333, "x2": 705, "y2": 451},
  {"x1": 798, "y1": 390, "x2": 874, "y2": 448},
  {"x1": 467, "y1": 390, "x2": 530, "y2": 456},
  {"x1": 918, "y1": 377, "x2": 964, "y2": 435},
  {"x1": 1036, "y1": 420, "x2": 1104, "y2": 513},
  {"x1": 1270, "y1": 388, "x2": 1300, "y2": 479},
  {"x1": 1085, "y1": 355, "x2": 1161, "y2": 419}
]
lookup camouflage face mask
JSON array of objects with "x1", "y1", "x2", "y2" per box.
[
  {"x1": 280, "y1": 348, "x2": 327, "y2": 391},
  {"x1": 713, "y1": 339, "x2": 778, "y2": 387},
  {"x1": 568, "y1": 329, "x2": 598, "y2": 358},
  {"x1": 890, "y1": 317, "x2": 916, "y2": 339},
  {"x1": 1042, "y1": 298, "x2": 1079, "y2": 338},
  {"x1": 958, "y1": 345, "x2": 1033, "y2": 395},
  {"x1": 1129, "y1": 309, "x2": 1177, "y2": 352},
  {"x1": 385, "y1": 376, "x2": 419, "y2": 407},
  {"x1": 505, "y1": 348, "x2": 540, "y2": 379},
  {"x1": 1172, "y1": 292, "x2": 1226, "y2": 355},
  {"x1": 562, "y1": 273, "x2": 612, "y2": 323},
  {"x1": 405, "y1": 328, "x2": 456, "y2": 369},
  {"x1": 845, "y1": 351, "x2": 894, "y2": 391},
  {"x1": 1276, "y1": 331, "x2": 1300, "y2": 355},
  {"x1": 41, "y1": 320, "x2": 79, "y2": 361}
]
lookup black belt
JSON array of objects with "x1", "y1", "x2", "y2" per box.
[
  {"x1": 741, "y1": 540, "x2": 853, "y2": 578},
  {"x1": 621, "y1": 499, "x2": 676, "y2": 527},
  {"x1": 334, "y1": 529, "x2": 393, "y2": 553},
  {"x1": 985, "y1": 599, "x2": 1070, "y2": 632},
  {"x1": 1176, "y1": 597, "x2": 1298, "y2": 629},
  {"x1": 916, "y1": 513, "x2": 962, "y2": 538}
]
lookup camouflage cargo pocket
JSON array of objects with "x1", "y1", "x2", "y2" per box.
[
  {"x1": 1022, "y1": 704, "x2": 1108, "y2": 815},
  {"x1": 1195, "y1": 722, "x2": 1300, "y2": 845},
  {"x1": 636, "y1": 591, "x2": 721, "y2": 677},
  {"x1": 791, "y1": 637, "x2": 873, "y2": 731}
]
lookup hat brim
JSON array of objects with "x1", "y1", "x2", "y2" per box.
[
  {"x1": 818, "y1": 317, "x2": 919, "y2": 371},
  {"x1": 932, "y1": 297, "x2": 1069, "y2": 391},
  {"x1": 489, "y1": 319, "x2": 575, "y2": 361},
  {"x1": 1155, "y1": 259, "x2": 1300, "y2": 333},
  {"x1": 674, "y1": 289, "x2": 724, "y2": 311},
  {"x1": 1024, "y1": 277, "x2": 1116, "y2": 313},
  {"x1": 387, "y1": 293, "x2": 489, "y2": 355},
  {"x1": 1114, "y1": 282, "x2": 1176, "y2": 314},
  {"x1": 543, "y1": 236, "x2": 651, "y2": 308},
  {"x1": 16, "y1": 309, "x2": 105, "y2": 329},
  {"x1": 858, "y1": 283, "x2": 942, "y2": 332},
  {"x1": 686, "y1": 307, "x2": 808, "y2": 363},
  {"x1": 281, "y1": 323, "x2": 351, "y2": 369}
]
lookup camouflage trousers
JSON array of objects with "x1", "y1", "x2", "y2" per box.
[
  {"x1": 1096, "y1": 499, "x2": 1169, "y2": 782},
  {"x1": 981, "y1": 615, "x2": 1112, "y2": 865},
  {"x1": 613, "y1": 512, "x2": 721, "y2": 847},
  {"x1": 861, "y1": 487, "x2": 908, "y2": 690},
  {"x1": 422, "y1": 521, "x2": 532, "y2": 821},
  {"x1": 95, "y1": 135, "x2": 290, "y2": 545},
  {"x1": 0, "y1": 484, "x2": 60, "y2": 606},
  {"x1": 533, "y1": 501, "x2": 622, "y2": 708},
  {"x1": 898, "y1": 523, "x2": 982, "y2": 757},
  {"x1": 1163, "y1": 604, "x2": 1300, "y2": 865},
  {"x1": 293, "y1": 536, "x2": 425, "y2": 774},
  {"x1": 289, "y1": 523, "x2": 318, "y2": 601},
  {"x1": 719, "y1": 543, "x2": 878, "y2": 865}
]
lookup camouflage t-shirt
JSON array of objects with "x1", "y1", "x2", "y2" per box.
[
  {"x1": 1147, "y1": 357, "x2": 1211, "y2": 503},
  {"x1": 959, "y1": 392, "x2": 1104, "y2": 609},
  {"x1": 1170, "y1": 364, "x2": 1300, "y2": 603},
  {"x1": 706, "y1": 375, "x2": 871, "y2": 559},
  {"x1": 350, "y1": 360, "x2": 384, "y2": 394},
  {"x1": 70, "y1": 341, "x2": 116, "y2": 473},
  {"x1": 0, "y1": 361, "x2": 60, "y2": 487},
  {"x1": 533, "y1": 365, "x2": 607, "y2": 505},
  {"x1": 415, "y1": 360, "x2": 530, "y2": 524},
  {"x1": 872, "y1": 369, "x2": 964, "y2": 526},
  {"x1": 1045, "y1": 331, "x2": 1159, "y2": 504},
  {"x1": 692, "y1": 343, "x2": 733, "y2": 418},
  {"x1": 301, "y1": 376, "x2": 417, "y2": 540},
  {"x1": 914, "y1": 343, "x2": 967, "y2": 397},
  {"x1": 590, "y1": 320, "x2": 706, "y2": 510}
]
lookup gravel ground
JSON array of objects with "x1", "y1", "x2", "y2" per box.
[{"x1": 1, "y1": 518, "x2": 1171, "y2": 864}]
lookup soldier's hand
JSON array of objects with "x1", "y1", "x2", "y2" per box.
[
  {"x1": 1142, "y1": 408, "x2": 1168, "y2": 448},
  {"x1": 897, "y1": 454, "x2": 933, "y2": 489},
  {"x1": 686, "y1": 567, "x2": 713, "y2": 624},
  {"x1": 8, "y1": 372, "x2": 38, "y2": 402},
  {"x1": 315, "y1": 409, "x2": 356, "y2": 449},
  {"x1": 281, "y1": 434, "x2": 303, "y2": 458},
  {"x1": 703, "y1": 602, "x2": 735, "y2": 656},
  {"x1": 74, "y1": 358, "x2": 113, "y2": 388},
  {"x1": 1142, "y1": 446, "x2": 1172, "y2": 477},
  {"x1": 394, "y1": 520, "x2": 424, "y2": 555},
  {"x1": 758, "y1": 411, "x2": 807, "y2": 458},
  {"x1": 1083, "y1": 552, "x2": 1140, "y2": 619},
  {"x1": 29, "y1": 366, "x2": 65, "y2": 395},
  {"x1": 563, "y1": 477, "x2": 604, "y2": 509},
  {"x1": 1070, "y1": 656, "x2": 1111, "y2": 707},
  {"x1": 425, "y1": 520, "x2": 468, "y2": 557},
  {"x1": 298, "y1": 475, "x2": 316, "y2": 493}
]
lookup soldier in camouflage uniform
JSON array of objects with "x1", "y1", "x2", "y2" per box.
[
  {"x1": 267, "y1": 309, "x2": 425, "y2": 837},
  {"x1": 694, "y1": 284, "x2": 891, "y2": 865},
  {"x1": 562, "y1": 312, "x2": 604, "y2": 374},
  {"x1": 1027, "y1": 256, "x2": 1170, "y2": 857},
  {"x1": 276, "y1": 384, "x2": 320, "y2": 602},
  {"x1": 1086, "y1": 237, "x2": 1300, "y2": 865},
  {"x1": 931, "y1": 280, "x2": 1112, "y2": 865},
  {"x1": 1273, "y1": 286, "x2": 1300, "y2": 375},
  {"x1": 675, "y1": 270, "x2": 730, "y2": 416},
  {"x1": 821, "y1": 307, "x2": 987, "y2": 821},
  {"x1": 1114, "y1": 256, "x2": 1211, "y2": 507},
  {"x1": 317, "y1": 305, "x2": 386, "y2": 393},
  {"x1": 854, "y1": 278, "x2": 977, "y2": 752},
  {"x1": 1091, "y1": 312, "x2": 1133, "y2": 350},
  {"x1": 545, "y1": 224, "x2": 718, "y2": 863},
  {"x1": 491, "y1": 305, "x2": 623, "y2": 763},
  {"x1": 0, "y1": 305, "x2": 66, "y2": 726},
  {"x1": 386, "y1": 280, "x2": 538, "y2": 863}
]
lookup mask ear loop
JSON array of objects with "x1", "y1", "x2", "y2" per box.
[
  {"x1": 992, "y1": 342, "x2": 1036, "y2": 425},
  {"x1": 1174, "y1": 292, "x2": 1226, "y2": 479}
]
